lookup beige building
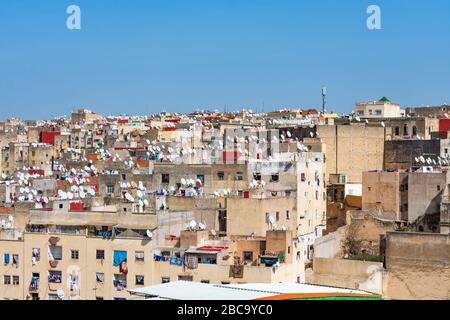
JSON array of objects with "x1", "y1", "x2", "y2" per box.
[
  {"x1": 318, "y1": 124, "x2": 385, "y2": 183},
  {"x1": 355, "y1": 97, "x2": 405, "y2": 118}
]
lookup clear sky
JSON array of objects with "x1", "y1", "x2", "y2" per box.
[{"x1": 1, "y1": 0, "x2": 449, "y2": 120}]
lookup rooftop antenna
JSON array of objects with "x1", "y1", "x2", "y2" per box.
[{"x1": 321, "y1": 86, "x2": 327, "y2": 114}]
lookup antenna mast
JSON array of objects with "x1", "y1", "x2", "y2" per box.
[{"x1": 321, "y1": 86, "x2": 327, "y2": 114}]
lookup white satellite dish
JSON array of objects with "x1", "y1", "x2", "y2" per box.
[
  {"x1": 198, "y1": 223, "x2": 206, "y2": 230},
  {"x1": 268, "y1": 216, "x2": 275, "y2": 224},
  {"x1": 8, "y1": 215, "x2": 13, "y2": 222},
  {"x1": 146, "y1": 230, "x2": 153, "y2": 239},
  {"x1": 189, "y1": 220, "x2": 197, "y2": 230},
  {"x1": 210, "y1": 229, "x2": 217, "y2": 236}
]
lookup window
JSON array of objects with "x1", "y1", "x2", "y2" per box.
[
  {"x1": 243, "y1": 251, "x2": 253, "y2": 261},
  {"x1": 217, "y1": 171, "x2": 225, "y2": 181},
  {"x1": 265, "y1": 212, "x2": 270, "y2": 223},
  {"x1": 235, "y1": 172, "x2": 244, "y2": 181},
  {"x1": 437, "y1": 185, "x2": 441, "y2": 191},
  {"x1": 106, "y1": 185, "x2": 114, "y2": 194},
  {"x1": 135, "y1": 251, "x2": 145, "y2": 262},
  {"x1": 59, "y1": 203, "x2": 64, "y2": 209},
  {"x1": 404, "y1": 124, "x2": 409, "y2": 136},
  {"x1": 48, "y1": 271, "x2": 62, "y2": 283},
  {"x1": 161, "y1": 277, "x2": 170, "y2": 284},
  {"x1": 412, "y1": 126, "x2": 418, "y2": 136},
  {"x1": 71, "y1": 250, "x2": 79, "y2": 260},
  {"x1": 96, "y1": 273, "x2": 105, "y2": 284},
  {"x1": 4, "y1": 275, "x2": 11, "y2": 285},
  {"x1": 271, "y1": 174, "x2": 279, "y2": 182},
  {"x1": 96, "y1": 297, "x2": 104, "y2": 300},
  {"x1": 286, "y1": 210, "x2": 290, "y2": 220},
  {"x1": 196, "y1": 175, "x2": 205, "y2": 185},
  {"x1": 253, "y1": 173, "x2": 261, "y2": 181},
  {"x1": 161, "y1": 174, "x2": 170, "y2": 184},
  {"x1": 135, "y1": 275, "x2": 144, "y2": 286},
  {"x1": 357, "y1": 110, "x2": 364, "y2": 116},
  {"x1": 394, "y1": 127, "x2": 400, "y2": 136},
  {"x1": 375, "y1": 110, "x2": 382, "y2": 116},
  {"x1": 49, "y1": 246, "x2": 62, "y2": 261},
  {"x1": 12, "y1": 276, "x2": 19, "y2": 285},
  {"x1": 276, "y1": 212, "x2": 280, "y2": 221},
  {"x1": 96, "y1": 250, "x2": 105, "y2": 260},
  {"x1": 31, "y1": 293, "x2": 40, "y2": 301},
  {"x1": 201, "y1": 280, "x2": 210, "y2": 284}
]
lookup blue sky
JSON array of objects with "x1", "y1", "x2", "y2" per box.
[{"x1": 0, "y1": 0, "x2": 449, "y2": 120}]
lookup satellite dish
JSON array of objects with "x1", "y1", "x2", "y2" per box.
[
  {"x1": 199, "y1": 223, "x2": 206, "y2": 230},
  {"x1": 189, "y1": 220, "x2": 197, "y2": 230},
  {"x1": 268, "y1": 216, "x2": 275, "y2": 224},
  {"x1": 146, "y1": 230, "x2": 153, "y2": 239},
  {"x1": 181, "y1": 178, "x2": 187, "y2": 185},
  {"x1": 8, "y1": 215, "x2": 13, "y2": 222},
  {"x1": 210, "y1": 229, "x2": 217, "y2": 236}
]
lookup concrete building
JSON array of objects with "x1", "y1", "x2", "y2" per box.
[{"x1": 355, "y1": 97, "x2": 405, "y2": 118}]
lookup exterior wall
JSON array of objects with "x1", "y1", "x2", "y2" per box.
[
  {"x1": 384, "y1": 140, "x2": 441, "y2": 171},
  {"x1": 318, "y1": 125, "x2": 385, "y2": 183},
  {"x1": 227, "y1": 197, "x2": 296, "y2": 238},
  {"x1": 0, "y1": 231, "x2": 153, "y2": 300},
  {"x1": 306, "y1": 258, "x2": 383, "y2": 294},
  {"x1": 362, "y1": 172, "x2": 408, "y2": 220},
  {"x1": 384, "y1": 232, "x2": 450, "y2": 300},
  {"x1": 407, "y1": 172, "x2": 446, "y2": 222}
]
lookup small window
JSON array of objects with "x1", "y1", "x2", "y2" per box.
[
  {"x1": 4, "y1": 275, "x2": 11, "y2": 285},
  {"x1": 161, "y1": 174, "x2": 170, "y2": 184},
  {"x1": 12, "y1": 276, "x2": 19, "y2": 285},
  {"x1": 135, "y1": 275, "x2": 145, "y2": 286},
  {"x1": 271, "y1": 174, "x2": 279, "y2": 182},
  {"x1": 59, "y1": 204, "x2": 64, "y2": 209},
  {"x1": 196, "y1": 175, "x2": 205, "y2": 185},
  {"x1": 201, "y1": 280, "x2": 210, "y2": 284},
  {"x1": 135, "y1": 251, "x2": 145, "y2": 262},
  {"x1": 161, "y1": 277, "x2": 170, "y2": 284},
  {"x1": 437, "y1": 185, "x2": 441, "y2": 191},
  {"x1": 71, "y1": 250, "x2": 79, "y2": 260},
  {"x1": 49, "y1": 246, "x2": 62, "y2": 261},
  {"x1": 276, "y1": 212, "x2": 280, "y2": 221},
  {"x1": 106, "y1": 185, "x2": 114, "y2": 194},
  {"x1": 286, "y1": 210, "x2": 290, "y2": 220},
  {"x1": 217, "y1": 171, "x2": 225, "y2": 181},
  {"x1": 96, "y1": 250, "x2": 105, "y2": 260},
  {"x1": 96, "y1": 273, "x2": 105, "y2": 284},
  {"x1": 235, "y1": 172, "x2": 244, "y2": 181},
  {"x1": 243, "y1": 251, "x2": 253, "y2": 261},
  {"x1": 48, "y1": 271, "x2": 62, "y2": 283}
]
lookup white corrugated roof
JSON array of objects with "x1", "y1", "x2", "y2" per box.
[{"x1": 128, "y1": 281, "x2": 374, "y2": 300}]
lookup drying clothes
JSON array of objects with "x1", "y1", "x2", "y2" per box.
[
  {"x1": 70, "y1": 274, "x2": 79, "y2": 291},
  {"x1": 4, "y1": 254, "x2": 9, "y2": 265},
  {"x1": 30, "y1": 277, "x2": 39, "y2": 290},
  {"x1": 113, "y1": 250, "x2": 127, "y2": 267},
  {"x1": 113, "y1": 280, "x2": 127, "y2": 290},
  {"x1": 49, "y1": 273, "x2": 62, "y2": 283},
  {"x1": 119, "y1": 260, "x2": 128, "y2": 275},
  {"x1": 229, "y1": 265, "x2": 244, "y2": 279},
  {"x1": 12, "y1": 255, "x2": 19, "y2": 268},
  {"x1": 153, "y1": 255, "x2": 169, "y2": 262},
  {"x1": 32, "y1": 248, "x2": 40, "y2": 260},
  {"x1": 169, "y1": 257, "x2": 183, "y2": 266},
  {"x1": 184, "y1": 254, "x2": 198, "y2": 270}
]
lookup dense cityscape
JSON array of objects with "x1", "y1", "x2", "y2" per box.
[{"x1": 0, "y1": 97, "x2": 449, "y2": 300}]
